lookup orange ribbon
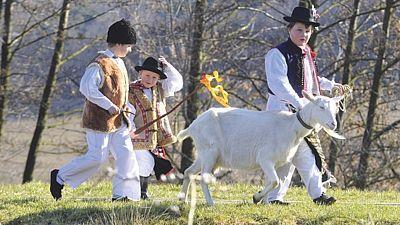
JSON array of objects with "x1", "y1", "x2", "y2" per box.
[{"x1": 200, "y1": 71, "x2": 229, "y2": 107}]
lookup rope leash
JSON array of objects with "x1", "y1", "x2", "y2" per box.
[
  {"x1": 332, "y1": 84, "x2": 353, "y2": 112},
  {"x1": 132, "y1": 83, "x2": 203, "y2": 135}
]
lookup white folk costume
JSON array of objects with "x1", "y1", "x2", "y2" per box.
[
  {"x1": 55, "y1": 50, "x2": 140, "y2": 201},
  {"x1": 265, "y1": 39, "x2": 338, "y2": 202},
  {"x1": 50, "y1": 19, "x2": 140, "y2": 201},
  {"x1": 128, "y1": 57, "x2": 183, "y2": 199}
]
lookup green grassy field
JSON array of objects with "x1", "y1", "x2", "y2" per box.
[{"x1": 0, "y1": 181, "x2": 399, "y2": 225}]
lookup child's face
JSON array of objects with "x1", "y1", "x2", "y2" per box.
[
  {"x1": 114, "y1": 44, "x2": 133, "y2": 57},
  {"x1": 140, "y1": 70, "x2": 160, "y2": 88},
  {"x1": 288, "y1": 22, "x2": 313, "y2": 48}
]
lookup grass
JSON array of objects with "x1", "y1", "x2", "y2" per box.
[{"x1": 0, "y1": 181, "x2": 399, "y2": 225}]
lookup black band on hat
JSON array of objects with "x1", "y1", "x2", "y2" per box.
[
  {"x1": 107, "y1": 19, "x2": 137, "y2": 44},
  {"x1": 135, "y1": 57, "x2": 167, "y2": 80}
]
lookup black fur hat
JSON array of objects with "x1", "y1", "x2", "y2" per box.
[{"x1": 107, "y1": 19, "x2": 137, "y2": 44}]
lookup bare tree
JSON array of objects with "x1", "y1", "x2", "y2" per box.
[
  {"x1": 328, "y1": 0, "x2": 360, "y2": 174},
  {"x1": 23, "y1": 0, "x2": 71, "y2": 183},
  {"x1": 355, "y1": 0, "x2": 395, "y2": 189},
  {"x1": 180, "y1": 0, "x2": 205, "y2": 172},
  {"x1": 0, "y1": 0, "x2": 13, "y2": 144}
]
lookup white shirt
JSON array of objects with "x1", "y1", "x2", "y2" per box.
[
  {"x1": 265, "y1": 48, "x2": 335, "y2": 111},
  {"x1": 79, "y1": 49, "x2": 128, "y2": 111}
]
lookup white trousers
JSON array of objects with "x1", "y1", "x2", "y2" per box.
[
  {"x1": 135, "y1": 150, "x2": 155, "y2": 177},
  {"x1": 57, "y1": 125, "x2": 141, "y2": 200},
  {"x1": 267, "y1": 140, "x2": 325, "y2": 201}
]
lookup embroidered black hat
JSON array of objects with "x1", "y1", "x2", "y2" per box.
[
  {"x1": 107, "y1": 19, "x2": 137, "y2": 44},
  {"x1": 283, "y1": 6, "x2": 320, "y2": 27},
  {"x1": 135, "y1": 57, "x2": 167, "y2": 80}
]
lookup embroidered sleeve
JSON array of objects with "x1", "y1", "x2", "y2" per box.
[
  {"x1": 79, "y1": 63, "x2": 115, "y2": 110},
  {"x1": 265, "y1": 48, "x2": 304, "y2": 109}
]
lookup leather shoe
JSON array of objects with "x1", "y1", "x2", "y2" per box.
[
  {"x1": 269, "y1": 200, "x2": 290, "y2": 205},
  {"x1": 112, "y1": 196, "x2": 131, "y2": 202},
  {"x1": 141, "y1": 192, "x2": 149, "y2": 200},
  {"x1": 50, "y1": 169, "x2": 64, "y2": 200},
  {"x1": 313, "y1": 194, "x2": 336, "y2": 205}
]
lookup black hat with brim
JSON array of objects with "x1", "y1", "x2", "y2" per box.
[
  {"x1": 283, "y1": 6, "x2": 320, "y2": 27},
  {"x1": 135, "y1": 57, "x2": 167, "y2": 80}
]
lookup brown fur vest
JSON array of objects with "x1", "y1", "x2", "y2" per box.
[
  {"x1": 129, "y1": 81, "x2": 176, "y2": 150},
  {"x1": 81, "y1": 54, "x2": 129, "y2": 133}
]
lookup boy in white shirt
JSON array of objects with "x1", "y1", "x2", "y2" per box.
[
  {"x1": 265, "y1": 7, "x2": 344, "y2": 205},
  {"x1": 50, "y1": 19, "x2": 141, "y2": 201}
]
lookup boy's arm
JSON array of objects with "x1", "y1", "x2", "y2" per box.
[
  {"x1": 265, "y1": 49, "x2": 306, "y2": 109},
  {"x1": 159, "y1": 58, "x2": 183, "y2": 97},
  {"x1": 127, "y1": 102, "x2": 137, "y2": 131},
  {"x1": 79, "y1": 64, "x2": 118, "y2": 112}
]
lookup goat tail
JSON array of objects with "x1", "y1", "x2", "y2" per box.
[{"x1": 177, "y1": 128, "x2": 190, "y2": 142}]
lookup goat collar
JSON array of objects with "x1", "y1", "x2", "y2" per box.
[{"x1": 296, "y1": 111, "x2": 313, "y2": 129}]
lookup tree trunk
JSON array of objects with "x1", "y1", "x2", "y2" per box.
[
  {"x1": 22, "y1": 0, "x2": 71, "y2": 183},
  {"x1": 328, "y1": 0, "x2": 360, "y2": 174},
  {"x1": 0, "y1": 0, "x2": 13, "y2": 144},
  {"x1": 180, "y1": 0, "x2": 205, "y2": 172},
  {"x1": 355, "y1": 0, "x2": 394, "y2": 189}
]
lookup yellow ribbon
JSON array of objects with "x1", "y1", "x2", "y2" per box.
[{"x1": 200, "y1": 71, "x2": 229, "y2": 107}]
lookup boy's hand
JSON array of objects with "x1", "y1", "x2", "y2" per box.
[
  {"x1": 107, "y1": 105, "x2": 120, "y2": 115},
  {"x1": 130, "y1": 129, "x2": 140, "y2": 139},
  {"x1": 158, "y1": 56, "x2": 170, "y2": 68}
]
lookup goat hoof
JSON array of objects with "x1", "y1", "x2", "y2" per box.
[
  {"x1": 253, "y1": 195, "x2": 261, "y2": 204},
  {"x1": 177, "y1": 192, "x2": 186, "y2": 201}
]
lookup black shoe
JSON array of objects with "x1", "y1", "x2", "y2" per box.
[
  {"x1": 112, "y1": 196, "x2": 131, "y2": 202},
  {"x1": 313, "y1": 194, "x2": 336, "y2": 205},
  {"x1": 269, "y1": 200, "x2": 290, "y2": 205},
  {"x1": 140, "y1": 176, "x2": 150, "y2": 200},
  {"x1": 50, "y1": 169, "x2": 64, "y2": 200},
  {"x1": 141, "y1": 192, "x2": 149, "y2": 200}
]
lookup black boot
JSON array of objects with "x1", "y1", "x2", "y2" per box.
[
  {"x1": 50, "y1": 169, "x2": 64, "y2": 201},
  {"x1": 140, "y1": 176, "x2": 150, "y2": 200},
  {"x1": 313, "y1": 193, "x2": 336, "y2": 205}
]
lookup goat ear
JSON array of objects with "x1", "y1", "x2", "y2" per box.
[
  {"x1": 322, "y1": 127, "x2": 346, "y2": 140},
  {"x1": 302, "y1": 90, "x2": 315, "y2": 102}
]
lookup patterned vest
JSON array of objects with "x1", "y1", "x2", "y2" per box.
[
  {"x1": 81, "y1": 54, "x2": 129, "y2": 133},
  {"x1": 268, "y1": 39, "x2": 321, "y2": 97},
  {"x1": 128, "y1": 81, "x2": 176, "y2": 150}
]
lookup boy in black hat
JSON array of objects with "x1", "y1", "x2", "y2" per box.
[
  {"x1": 264, "y1": 6, "x2": 345, "y2": 205},
  {"x1": 50, "y1": 19, "x2": 141, "y2": 201},
  {"x1": 128, "y1": 56, "x2": 183, "y2": 199}
]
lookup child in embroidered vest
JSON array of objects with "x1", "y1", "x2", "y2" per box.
[
  {"x1": 50, "y1": 19, "x2": 141, "y2": 202},
  {"x1": 128, "y1": 56, "x2": 183, "y2": 200}
]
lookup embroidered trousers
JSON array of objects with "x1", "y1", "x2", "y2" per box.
[{"x1": 57, "y1": 124, "x2": 141, "y2": 200}]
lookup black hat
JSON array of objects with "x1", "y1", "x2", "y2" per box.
[
  {"x1": 135, "y1": 57, "x2": 167, "y2": 80},
  {"x1": 107, "y1": 19, "x2": 137, "y2": 44},
  {"x1": 283, "y1": 6, "x2": 320, "y2": 27}
]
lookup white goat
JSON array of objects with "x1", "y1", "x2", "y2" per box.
[{"x1": 177, "y1": 91, "x2": 344, "y2": 206}]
